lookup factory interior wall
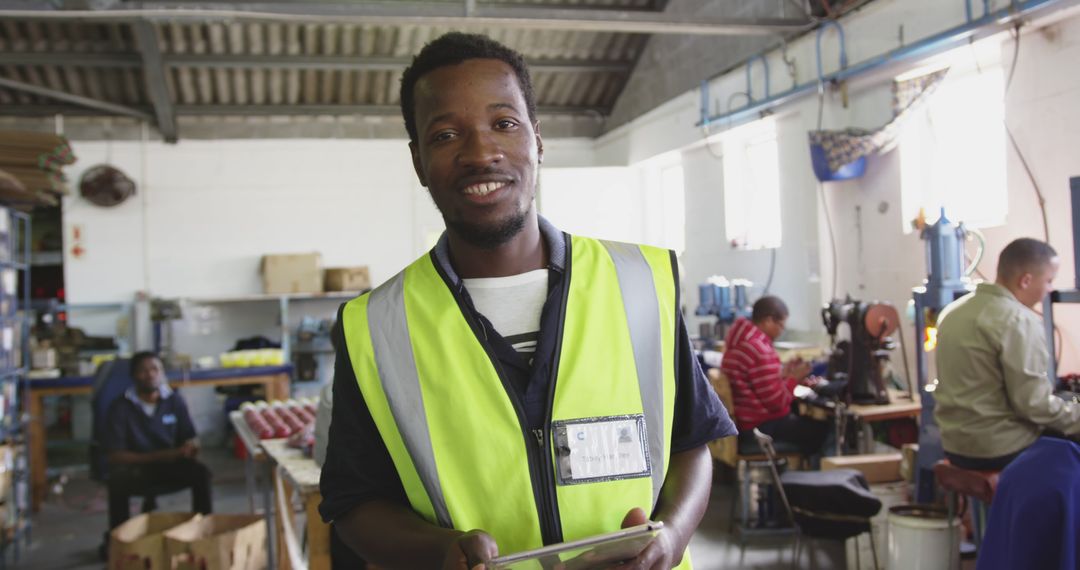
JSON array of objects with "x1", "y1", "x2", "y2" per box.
[
  {"x1": 594, "y1": 0, "x2": 1080, "y2": 382},
  {"x1": 826, "y1": 11, "x2": 1080, "y2": 377},
  {"x1": 57, "y1": 137, "x2": 597, "y2": 437},
  {"x1": 53, "y1": 1, "x2": 1080, "y2": 434},
  {"x1": 62, "y1": 137, "x2": 598, "y2": 305}
]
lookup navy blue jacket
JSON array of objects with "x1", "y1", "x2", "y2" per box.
[{"x1": 102, "y1": 389, "x2": 197, "y2": 455}]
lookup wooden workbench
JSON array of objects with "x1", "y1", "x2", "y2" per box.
[
  {"x1": 848, "y1": 390, "x2": 922, "y2": 422},
  {"x1": 28, "y1": 365, "x2": 291, "y2": 511},
  {"x1": 797, "y1": 389, "x2": 921, "y2": 454},
  {"x1": 262, "y1": 438, "x2": 328, "y2": 570}
]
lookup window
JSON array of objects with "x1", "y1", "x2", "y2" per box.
[
  {"x1": 721, "y1": 117, "x2": 782, "y2": 250},
  {"x1": 658, "y1": 162, "x2": 686, "y2": 255},
  {"x1": 900, "y1": 66, "x2": 1007, "y2": 231}
]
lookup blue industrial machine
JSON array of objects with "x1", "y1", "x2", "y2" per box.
[
  {"x1": 912, "y1": 209, "x2": 978, "y2": 502},
  {"x1": 695, "y1": 277, "x2": 753, "y2": 343}
]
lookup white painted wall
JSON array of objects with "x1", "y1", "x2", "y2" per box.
[
  {"x1": 65, "y1": 139, "x2": 430, "y2": 303},
  {"x1": 591, "y1": 0, "x2": 1080, "y2": 377},
  {"x1": 54, "y1": 1, "x2": 1080, "y2": 434},
  {"x1": 59, "y1": 137, "x2": 599, "y2": 437}
]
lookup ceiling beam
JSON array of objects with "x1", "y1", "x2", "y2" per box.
[
  {"x1": 0, "y1": 52, "x2": 631, "y2": 74},
  {"x1": 0, "y1": 1, "x2": 813, "y2": 35},
  {"x1": 0, "y1": 76, "x2": 153, "y2": 120},
  {"x1": 0, "y1": 52, "x2": 142, "y2": 68},
  {"x1": 164, "y1": 54, "x2": 632, "y2": 74},
  {"x1": 133, "y1": 21, "x2": 177, "y2": 142},
  {"x1": 172, "y1": 104, "x2": 606, "y2": 117},
  {"x1": 0, "y1": 103, "x2": 606, "y2": 118}
]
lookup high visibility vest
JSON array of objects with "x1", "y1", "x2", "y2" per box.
[{"x1": 342, "y1": 234, "x2": 691, "y2": 568}]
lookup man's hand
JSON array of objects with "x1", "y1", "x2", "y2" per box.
[
  {"x1": 179, "y1": 440, "x2": 199, "y2": 459},
  {"x1": 608, "y1": 507, "x2": 682, "y2": 570},
  {"x1": 442, "y1": 529, "x2": 499, "y2": 570}
]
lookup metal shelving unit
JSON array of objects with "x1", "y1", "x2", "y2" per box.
[
  {"x1": 0, "y1": 209, "x2": 32, "y2": 568},
  {"x1": 1042, "y1": 177, "x2": 1080, "y2": 384},
  {"x1": 183, "y1": 291, "x2": 359, "y2": 366}
]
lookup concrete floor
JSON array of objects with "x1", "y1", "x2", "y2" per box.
[
  {"x1": 19, "y1": 449, "x2": 863, "y2": 570},
  {"x1": 20, "y1": 446, "x2": 252, "y2": 570}
]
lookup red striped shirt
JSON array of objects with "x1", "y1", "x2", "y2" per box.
[{"x1": 720, "y1": 317, "x2": 797, "y2": 430}]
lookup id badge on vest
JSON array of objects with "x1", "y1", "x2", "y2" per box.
[{"x1": 552, "y1": 414, "x2": 651, "y2": 485}]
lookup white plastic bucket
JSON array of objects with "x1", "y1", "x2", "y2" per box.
[{"x1": 886, "y1": 505, "x2": 960, "y2": 570}]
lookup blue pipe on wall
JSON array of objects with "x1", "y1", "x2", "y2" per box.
[
  {"x1": 815, "y1": 20, "x2": 849, "y2": 84},
  {"x1": 745, "y1": 54, "x2": 771, "y2": 101},
  {"x1": 697, "y1": 0, "x2": 1072, "y2": 129}
]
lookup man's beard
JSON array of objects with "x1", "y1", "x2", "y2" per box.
[{"x1": 446, "y1": 208, "x2": 528, "y2": 250}]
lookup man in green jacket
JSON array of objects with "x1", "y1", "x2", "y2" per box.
[{"x1": 936, "y1": 238, "x2": 1080, "y2": 470}]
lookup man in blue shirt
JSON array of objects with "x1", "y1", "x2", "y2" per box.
[{"x1": 101, "y1": 352, "x2": 212, "y2": 533}]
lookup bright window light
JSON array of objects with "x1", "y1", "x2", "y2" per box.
[
  {"x1": 659, "y1": 163, "x2": 687, "y2": 255},
  {"x1": 722, "y1": 117, "x2": 782, "y2": 250},
  {"x1": 900, "y1": 66, "x2": 1007, "y2": 231}
]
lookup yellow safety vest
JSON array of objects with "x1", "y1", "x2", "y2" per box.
[{"x1": 342, "y1": 234, "x2": 691, "y2": 568}]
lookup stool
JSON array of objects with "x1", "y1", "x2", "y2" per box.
[
  {"x1": 730, "y1": 436, "x2": 807, "y2": 528},
  {"x1": 933, "y1": 460, "x2": 1000, "y2": 548},
  {"x1": 730, "y1": 455, "x2": 798, "y2": 565}
]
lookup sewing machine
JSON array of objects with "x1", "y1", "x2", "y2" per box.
[{"x1": 821, "y1": 297, "x2": 903, "y2": 405}]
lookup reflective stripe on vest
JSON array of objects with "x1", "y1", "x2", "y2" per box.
[{"x1": 343, "y1": 234, "x2": 682, "y2": 560}]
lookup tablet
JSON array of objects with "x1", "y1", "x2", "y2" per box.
[{"x1": 486, "y1": 522, "x2": 663, "y2": 570}]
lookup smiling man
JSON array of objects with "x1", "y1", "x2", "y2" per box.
[{"x1": 319, "y1": 33, "x2": 734, "y2": 570}]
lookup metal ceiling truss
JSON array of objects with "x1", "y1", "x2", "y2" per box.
[
  {"x1": 0, "y1": 0, "x2": 811, "y2": 140},
  {"x1": 132, "y1": 20, "x2": 178, "y2": 142},
  {"x1": 0, "y1": 76, "x2": 153, "y2": 120},
  {"x1": 0, "y1": 1, "x2": 813, "y2": 36},
  {"x1": 0, "y1": 52, "x2": 633, "y2": 74},
  {"x1": 0, "y1": 102, "x2": 607, "y2": 118}
]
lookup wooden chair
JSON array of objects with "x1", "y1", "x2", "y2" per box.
[
  {"x1": 707, "y1": 368, "x2": 804, "y2": 469},
  {"x1": 706, "y1": 368, "x2": 804, "y2": 536}
]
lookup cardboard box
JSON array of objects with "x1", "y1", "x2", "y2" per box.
[
  {"x1": 821, "y1": 453, "x2": 903, "y2": 484},
  {"x1": 164, "y1": 514, "x2": 266, "y2": 570},
  {"x1": 31, "y1": 345, "x2": 56, "y2": 369},
  {"x1": 109, "y1": 512, "x2": 197, "y2": 570},
  {"x1": 261, "y1": 253, "x2": 322, "y2": 294},
  {"x1": 324, "y1": 266, "x2": 371, "y2": 292}
]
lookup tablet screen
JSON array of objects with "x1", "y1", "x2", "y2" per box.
[{"x1": 487, "y1": 522, "x2": 662, "y2": 570}]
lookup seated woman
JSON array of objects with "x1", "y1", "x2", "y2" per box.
[{"x1": 721, "y1": 296, "x2": 829, "y2": 457}]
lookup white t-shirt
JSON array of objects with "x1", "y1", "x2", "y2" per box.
[{"x1": 463, "y1": 269, "x2": 549, "y2": 364}]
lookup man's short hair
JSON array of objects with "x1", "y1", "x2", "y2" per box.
[
  {"x1": 399, "y1": 32, "x2": 537, "y2": 143},
  {"x1": 129, "y1": 351, "x2": 161, "y2": 377},
  {"x1": 752, "y1": 296, "x2": 789, "y2": 323},
  {"x1": 997, "y1": 238, "x2": 1057, "y2": 281}
]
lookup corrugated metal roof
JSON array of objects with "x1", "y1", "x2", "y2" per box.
[
  {"x1": 0, "y1": 19, "x2": 644, "y2": 112},
  {"x1": 0, "y1": 0, "x2": 811, "y2": 140}
]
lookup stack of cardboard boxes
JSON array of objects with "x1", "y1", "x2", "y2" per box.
[
  {"x1": 110, "y1": 512, "x2": 265, "y2": 570},
  {"x1": 260, "y1": 253, "x2": 371, "y2": 295}
]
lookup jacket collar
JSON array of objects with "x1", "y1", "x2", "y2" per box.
[
  {"x1": 124, "y1": 382, "x2": 173, "y2": 407},
  {"x1": 431, "y1": 215, "x2": 566, "y2": 288},
  {"x1": 977, "y1": 282, "x2": 1021, "y2": 304}
]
